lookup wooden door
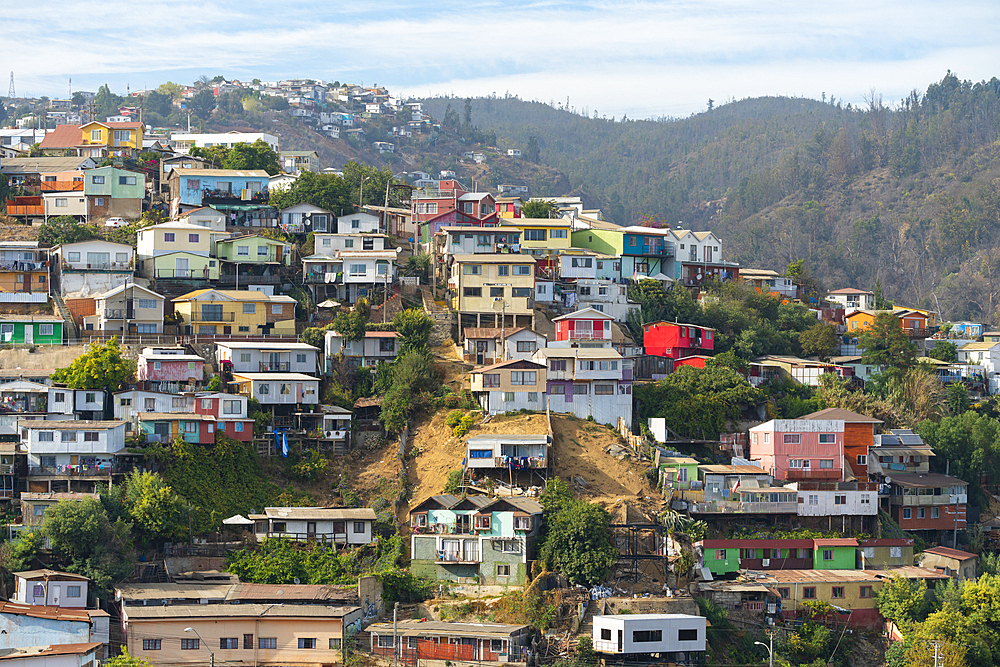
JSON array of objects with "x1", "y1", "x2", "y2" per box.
[
  {"x1": 307, "y1": 521, "x2": 317, "y2": 540},
  {"x1": 70, "y1": 455, "x2": 79, "y2": 467},
  {"x1": 20, "y1": 274, "x2": 30, "y2": 292}
]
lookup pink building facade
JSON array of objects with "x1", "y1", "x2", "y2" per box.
[
  {"x1": 552, "y1": 308, "x2": 614, "y2": 345},
  {"x1": 749, "y1": 419, "x2": 846, "y2": 481}
]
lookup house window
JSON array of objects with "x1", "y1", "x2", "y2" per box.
[
  {"x1": 38, "y1": 431, "x2": 53, "y2": 442},
  {"x1": 777, "y1": 587, "x2": 791, "y2": 599},
  {"x1": 497, "y1": 563, "x2": 511, "y2": 576},
  {"x1": 633, "y1": 630, "x2": 662, "y2": 643},
  {"x1": 861, "y1": 494, "x2": 871, "y2": 504},
  {"x1": 188, "y1": 234, "x2": 200, "y2": 243},
  {"x1": 273, "y1": 304, "x2": 283, "y2": 314},
  {"x1": 119, "y1": 175, "x2": 137, "y2": 185},
  {"x1": 164, "y1": 233, "x2": 175, "y2": 242},
  {"x1": 823, "y1": 550, "x2": 834, "y2": 560},
  {"x1": 258, "y1": 638, "x2": 277, "y2": 650},
  {"x1": 136, "y1": 298, "x2": 156, "y2": 309},
  {"x1": 550, "y1": 360, "x2": 566, "y2": 371},
  {"x1": 143, "y1": 639, "x2": 162, "y2": 651},
  {"x1": 181, "y1": 639, "x2": 200, "y2": 650},
  {"x1": 832, "y1": 587, "x2": 845, "y2": 599},
  {"x1": 527, "y1": 392, "x2": 539, "y2": 402},
  {"x1": 809, "y1": 495, "x2": 818, "y2": 505},
  {"x1": 91, "y1": 129, "x2": 103, "y2": 141},
  {"x1": 857, "y1": 454, "x2": 867, "y2": 466},
  {"x1": 234, "y1": 422, "x2": 244, "y2": 432},
  {"x1": 819, "y1": 433, "x2": 836, "y2": 444},
  {"x1": 38, "y1": 323, "x2": 54, "y2": 336},
  {"x1": 504, "y1": 392, "x2": 515, "y2": 402},
  {"x1": 917, "y1": 508, "x2": 926, "y2": 519},
  {"x1": 243, "y1": 303, "x2": 256, "y2": 314},
  {"x1": 512, "y1": 287, "x2": 531, "y2": 297},
  {"x1": 280, "y1": 384, "x2": 290, "y2": 395},
  {"x1": 595, "y1": 384, "x2": 614, "y2": 395},
  {"x1": 259, "y1": 383, "x2": 270, "y2": 395},
  {"x1": 85, "y1": 392, "x2": 96, "y2": 403},
  {"x1": 601, "y1": 629, "x2": 612, "y2": 641},
  {"x1": 678, "y1": 629, "x2": 699, "y2": 642},
  {"x1": 550, "y1": 384, "x2": 565, "y2": 395},
  {"x1": 463, "y1": 287, "x2": 482, "y2": 297},
  {"x1": 92, "y1": 175, "x2": 105, "y2": 184},
  {"x1": 903, "y1": 508, "x2": 911, "y2": 519},
  {"x1": 573, "y1": 383, "x2": 589, "y2": 395},
  {"x1": 517, "y1": 341, "x2": 536, "y2": 353},
  {"x1": 237, "y1": 245, "x2": 250, "y2": 256},
  {"x1": 931, "y1": 507, "x2": 940, "y2": 519},
  {"x1": 353, "y1": 521, "x2": 366, "y2": 533},
  {"x1": 783, "y1": 434, "x2": 800, "y2": 444},
  {"x1": 835, "y1": 495, "x2": 847, "y2": 505},
  {"x1": 714, "y1": 549, "x2": 726, "y2": 560},
  {"x1": 220, "y1": 638, "x2": 239, "y2": 650},
  {"x1": 513, "y1": 265, "x2": 531, "y2": 275},
  {"x1": 820, "y1": 460, "x2": 834, "y2": 469},
  {"x1": 244, "y1": 634, "x2": 254, "y2": 650},
  {"x1": 272, "y1": 521, "x2": 285, "y2": 532},
  {"x1": 258, "y1": 246, "x2": 269, "y2": 256},
  {"x1": 377, "y1": 635, "x2": 395, "y2": 648},
  {"x1": 330, "y1": 638, "x2": 342, "y2": 649},
  {"x1": 172, "y1": 397, "x2": 186, "y2": 408},
  {"x1": 154, "y1": 361, "x2": 162, "y2": 371},
  {"x1": 463, "y1": 264, "x2": 482, "y2": 275},
  {"x1": 55, "y1": 198, "x2": 68, "y2": 207},
  {"x1": 524, "y1": 229, "x2": 545, "y2": 241},
  {"x1": 803, "y1": 587, "x2": 816, "y2": 599},
  {"x1": 860, "y1": 586, "x2": 873, "y2": 598},
  {"x1": 498, "y1": 265, "x2": 509, "y2": 276}
]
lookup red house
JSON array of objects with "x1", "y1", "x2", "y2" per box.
[
  {"x1": 552, "y1": 307, "x2": 614, "y2": 344},
  {"x1": 136, "y1": 347, "x2": 205, "y2": 392},
  {"x1": 192, "y1": 392, "x2": 254, "y2": 442},
  {"x1": 674, "y1": 355, "x2": 712, "y2": 370},
  {"x1": 642, "y1": 321, "x2": 715, "y2": 359}
]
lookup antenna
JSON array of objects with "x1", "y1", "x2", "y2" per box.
[
  {"x1": 8, "y1": 71, "x2": 14, "y2": 100},
  {"x1": 69, "y1": 77, "x2": 72, "y2": 99}
]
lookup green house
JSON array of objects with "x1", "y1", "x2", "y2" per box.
[
  {"x1": 216, "y1": 235, "x2": 293, "y2": 266},
  {"x1": 571, "y1": 228, "x2": 624, "y2": 256},
  {"x1": 83, "y1": 166, "x2": 146, "y2": 199},
  {"x1": 699, "y1": 542, "x2": 741, "y2": 576},
  {"x1": 812, "y1": 539, "x2": 858, "y2": 569},
  {"x1": 0, "y1": 316, "x2": 63, "y2": 345},
  {"x1": 657, "y1": 454, "x2": 699, "y2": 492}
]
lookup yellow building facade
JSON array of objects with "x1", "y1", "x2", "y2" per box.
[
  {"x1": 512, "y1": 218, "x2": 572, "y2": 255},
  {"x1": 172, "y1": 289, "x2": 297, "y2": 336},
  {"x1": 79, "y1": 121, "x2": 145, "y2": 155},
  {"x1": 450, "y1": 255, "x2": 536, "y2": 329}
]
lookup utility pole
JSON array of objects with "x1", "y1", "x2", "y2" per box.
[
  {"x1": 392, "y1": 602, "x2": 399, "y2": 667},
  {"x1": 932, "y1": 640, "x2": 941, "y2": 667}
]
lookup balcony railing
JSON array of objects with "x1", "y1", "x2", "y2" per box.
[
  {"x1": 202, "y1": 188, "x2": 269, "y2": 203},
  {"x1": 197, "y1": 312, "x2": 236, "y2": 322},
  {"x1": 64, "y1": 262, "x2": 131, "y2": 272},
  {"x1": 29, "y1": 465, "x2": 120, "y2": 477},
  {"x1": 105, "y1": 309, "x2": 129, "y2": 319},
  {"x1": 217, "y1": 274, "x2": 282, "y2": 285},
  {"x1": 305, "y1": 272, "x2": 341, "y2": 284},
  {"x1": 410, "y1": 523, "x2": 476, "y2": 535},
  {"x1": 6, "y1": 206, "x2": 45, "y2": 216},
  {"x1": 436, "y1": 550, "x2": 479, "y2": 563},
  {"x1": 155, "y1": 268, "x2": 214, "y2": 279},
  {"x1": 689, "y1": 500, "x2": 798, "y2": 514},
  {"x1": 260, "y1": 362, "x2": 290, "y2": 372},
  {"x1": 258, "y1": 532, "x2": 351, "y2": 543},
  {"x1": 39, "y1": 181, "x2": 84, "y2": 192},
  {"x1": 569, "y1": 331, "x2": 606, "y2": 340},
  {"x1": 0, "y1": 464, "x2": 14, "y2": 475}
]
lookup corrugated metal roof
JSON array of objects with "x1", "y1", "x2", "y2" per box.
[
  {"x1": 0, "y1": 643, "x2": 103, "y2": 660},
  {"x1": 263, "y1": 507, "x2": 376, "y2": 520},
  {"x1": 116, "y1": 583, "x2": 232, "y2": 600},
  {"x1": 125, "y1": 603, "x2": 358, "y2": 619},
  {"x1": 367, "y1": 619, "x2": 528, "y2": 638},
  {"x1": 225, "y1": 583, "x2": 357, "y2": 602}
]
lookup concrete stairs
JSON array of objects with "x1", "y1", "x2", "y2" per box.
[{"x1": 51, "y1": 292, "x2": 79, "y2": 344}]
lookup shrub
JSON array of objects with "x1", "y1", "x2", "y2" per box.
[
  {"x1": 444, "y1": 469, "x2": 464, "y2": 495},
  {"x1": 445, "y1": 410, "x2": 465, "y2": 428},
  {"x1": 453, "y1": 414, "x2": 476, "y2": 438}
]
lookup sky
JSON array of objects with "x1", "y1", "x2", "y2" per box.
[{"x1": 2, "y1": 0, "x2": 998, "y2": 119}]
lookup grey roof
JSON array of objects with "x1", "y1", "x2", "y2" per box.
[
  {"x1": 225, "y1": 583, "x2": 357, "y2": 602},
  {"x1": 116, "y1": 583, "x2": 232, "y2": 600},
  {"x1": 263, "y1": 506, "x2": 376, "y2": 520},
  {"x1": 493, "y1": 497, "x2": 544, "y2": 514},
  {"x1": 124, "y1": 603, "x2": 359, "y2": 620},
  {"x1": 368, "y1": 619, "x2": 529, "y2": 638},
  {"x1": 0, "y1": 157, "x2": 93, "y2": 173},
  {"x1": 467, "y1": 434, "x2": 549, "y2": 445},
  {"x1": 18, "y1": 420, "x2": 124, "y2": 430}
]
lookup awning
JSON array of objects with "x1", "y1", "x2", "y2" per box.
[
  {"x1": 212, "y1": 204, "x2": 270, "y2": 211},
  {"x1": 317, "y1": 300, "x2": 341, "y2": 308},
  {"x1": 223, "y1": 514, "x2": 254, "y2": 525},
  {"x1": 872, "y1": 447, "x2": 935, "y2": 457}
]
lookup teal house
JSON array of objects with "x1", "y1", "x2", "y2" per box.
[
  {"x1": 409, "y1": 495, "x2": 543, "y2": 585},
  {"x1": 0, "y1": 316, "x2": 63, "y2": 345},
  {"x1": 84, "y1": 166, "x2": 146, "y2": 220}
]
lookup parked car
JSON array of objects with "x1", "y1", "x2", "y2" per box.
[{"x1": 105, "y1": 217, "x2": 127, "y2": 227}]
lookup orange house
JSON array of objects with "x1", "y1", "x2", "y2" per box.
[
  {"x1": 799, "y1": 407, "x2": 882, "y2": 478},
  {"x1": 845, "y1": 309, "x2": 931, "y2": 338}
]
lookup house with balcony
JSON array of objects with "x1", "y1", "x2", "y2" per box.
[
  {"x1": 845, "y1": 309, "x2": 933, "y2": 339},
  {"x1": 337, "y1": 211, "x2": 381, "y2": 234},
  {"x1": 750, "y1": 356, "x2": 854, "y2": 388},
  {"x1": 215, "y1": 234, "x2": 293, "y2": 287},
  {"x1": 740, "y1": 269, "x2": 798, "y2": 298},
  {"x1": 167, "y1": 168, "x2": 272, "y2": 223},
  {"x1": 324, "y1": 331, "x2": 399, "y2": 370},
  {"x1": 826, "y1": 288, "x2": 875, "y2": 312},
  {"x1": 409, "y1": 495, "x2": 543, "y2": 585},
  {"x1": 0, "y1": 380, "x2": 73, "y2": 436},
  {"x1": 52, "y1": 240, "x2": 134, "y2": 297},
  {"x1": 230, "y1": 373, "x2": 320, "y2": 408},
  {"x1": 799, "y1": 408, "x2": 881, "y2": 479},
  {"x1": 470, "y1": 359, "x2": 547, "y2": 414},
  {"x1": 451, "y1": 255, "x2": 536, "y2": 331},
  {"x1": 136, "y1": 221, "x2": 220, "y2": 282},
  {"x1": 0, "y1": 315, "x2": 62, "y2": 345},
  {"x1": 749, "y1": 418, "x2": 845, "y2": 482},
  {"x1": 279, "y1": 203, "x2": 335, "y2": 233},
  {"x1": 466, "y1": 434, "x2": 550, "y2": 475},
  {"x1": 657, "y1": 455, "x2": 699, "y2": 492},
  {"x1": 698, "y1": 538, "x2": 859, "y2": 577},
  {"x1": 217, "y1": 341, "x2": 320, "y2": 378},
  {"x1": 887, "y1": 473, "x2": 968, "y2": 534},
  {"x1": 671, "y1": 229, "x2": 738, "y2": 287},
  {"x1": 250, "y1": 506, "x2": 375, "y2": 544},
  {"x1": 114, "y1": 390, "x2": 191, "y2": 421},
  {"x1": 138, "y1": 413, "x2": 217, "y2": 445},
  {"x1": 461, "y1": 327, "x2": 547, "y2": 365},
  {"x1": 369, "y1": 620, "x2": 531, "y2": 664},
  {"x1": 641, "y1": 321, "x2": 715, "y2": 360},
  {"x1": 83, "y1": 166, "x2": 145, "y2": 220},
  {"x1": 136, "y1": 347, "x2": 205, "y2": 392},
  {"x1": 80, "y1": 284, "x2": 165, "y2": 335},
  {"x1": 573, "y1": 279, "x2": 638, "y2": 321},
  {"x1": 171, "y1": 289, "x2": 296, "y2": 336},
  {"x1": 39, "y1": 121, "x2": 144, "y2": 158},
  {"x1": 21, "y1": 420, "x2": 127, "y2": 493},
  {"x1": 0, "y1": 242, "x2": 50, "y2": 303},
  {"x1": 790, "y1": 481, "x2": 879, "y2": 526},
  {"x1": 434, "y1": 226, "x2": 522, "y2": 285},
  {"x1": 618, "y1": 226, "x2": 675, "y2": 278},
  {"x1": 279, "y1": 150, "x2": 318, "y2": 174},
  {"x1": 532, "y1": 348, "x2": 632, "y2": 425},
  {"x1": 551, "y1": 308, "x2": 615, "y2": 348},
  {"x1": 511, "y1": 219, "x2": 571, "y2": 257},
  {"x1": 303, "y1": 246, "x2": 400, "y2": 306}
]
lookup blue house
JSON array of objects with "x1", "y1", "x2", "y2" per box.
[
  {"x1": 620, "y1": 226, "x2": 675, "y2": 278},
  {"x1": 168, "y1": 169, "x2": 271, "y2": 220}
]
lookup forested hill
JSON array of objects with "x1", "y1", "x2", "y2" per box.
[{"x1": 418, "y1": 73, "x2": 1000, "y2": 323}]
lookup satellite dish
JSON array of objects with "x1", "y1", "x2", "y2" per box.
[
  {"x1": 293, "y1": 578, "x2": 301, "y2": 584},
  {"x1": 884, "y1": 477, "x2": 892, "y2": 484}
]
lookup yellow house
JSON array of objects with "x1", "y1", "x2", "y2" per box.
[
  {"x1": 450, "y1": 255, "x2": 536, "y2": 329},
  {"x1": 172, "y1": 289, "x2": 297, "y2": 336},
  {"x1": 512, "y1": 218, "x2": 572, "y2": 255},
  {"x1": 123, "y1": 603, "x2": 360, "y2": 666},
  {"x1": 78, "y1": 121, "x2": 145, "y2": 157}
]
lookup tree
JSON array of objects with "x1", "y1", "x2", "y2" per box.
[
  {"x1": 876, "y1": 575, "x2": 929, "y2": 627},
  {"x1": 105, "y1": 649, "x2": 153, "y2": 667},
  {"x1": 540, "y1": 500, "x2": 617, "y2": 586},
  {"x1": 859, "y1": 313, "x2": 916, "y2": 376},
  {"x1": 267, "y1": 171, "x2": 352, "y2": 214},
  {"x1": 94, "y1": 84, "x2": 123, "y2": 119},
  {"x1": 524, "y1": 135, "x2": 541, "y2": 163},
  {"x1": 52, "y1": 338, "x2": 136, "y2": 394},
  {"x1": 799, "y1": 321, "x2": 838, "y2": 361},
  {"x1": 917, "y1": 412, "x2": 1000, "y2": 507},
  {"x1": 929, "y1": 340, "x2": 959, "y2": 363},
  {"x1": 189, "y1": 88, "x2": 216, "y2": 121},
  {"x1": 121, "y1": 470, "x2": 188, "y2": 541},
  {"x1": 380, "y1": 350, "x2": 439, "y2": 434},
  {"x1": 157, "y1": 81, "x2": 183, "y2": 100},
  {"x1": 42, "y1": 497, "x2": 134, "y2": 591},
  {"x1": 521, "y1": 199, "x2": 558, "y2": 219},
  {"x1": 70, "y1": 92, "x2": 86, "y2": 108},
  {"x1": 392, "y1": 309, "x2": 433, "y2": 354},
  {"x1": 223, "y1": 139, "x2": 280, "y2": 175},
  {"x1": 332, "y1": 311, "x2": 367, "y2": 343}
]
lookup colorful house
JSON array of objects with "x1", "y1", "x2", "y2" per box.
[
  {"x1": 798, "y1": 407, "x2": 882, "y2": 479},
  {"x1": 697, "y1": 538, "x2": 857, "y2": 576},
  {"x1": 641, "y1": 321, "x2": 715, "y2": 359},
  {"x1": 469, "y1": 359, "x2": 547, "y2": 414},
  {"x1": 552, "y1": 307, "x2": 614, "y2": 346},
  {"x1": 0, "y1": 315, "x2": 62, "y2": 345},
  {"x1": 887, "y1": 472, "x2": 968, "y2": 533},
  {"x1": 83, "y1": 166, "x2": 146, "y2": 220},
  {"x1": 167, "y1": 168, "x2": 271, "y2": 220},
  {"x1": 826, "y1": 288, "x2": 875, "y2": 312},
  {"x1": 532, "y1": 347, "x2": 633, "y2": 425},
  {"x1": 139, "y1": 412, "x2": 217, "y2": 445},
  {"x1": 511, "y1": 219, "x2": 572, "y2": 256},
  {"x1": 450, "y1": 255, "x2": 536, "y2": 330},
  {"x1": 171, "y1": 289, "x2": 296, "y2": 336},
  {"x1": 845, "y1": 309, "x2": 932, "y2": 338},
  {"x1": 136, "y1": 347, "x2": 205, "y2": 392},
  {"x1": 859, "y1": 538, "x2": 914, "y2": 569},
  {"x1": 0, "y1": 242, "x2": 49, "y2": 303},
  {"x1": 749, "y1": 418, "x2": 845, "y2": 481}
]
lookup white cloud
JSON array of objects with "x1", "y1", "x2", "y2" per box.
[{"x1": 2, "y1": 0, "x2": 997, "y2": 116}]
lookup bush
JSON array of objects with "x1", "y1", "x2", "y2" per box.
[
  {"x1": 445, "y1": 410, "x2": 465, "y2": 427},
  {"x1": 444, "y1": 469, "x2": 464, "y2": 495},
  {"x1": 453, "y1": 414, "x2": 475, "y2": 438}
]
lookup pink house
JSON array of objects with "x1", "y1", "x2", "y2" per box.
[
  {"x1": 749, "y1": 418, "x2": 846, "y2": 481},
  {"x1": 136, "y1": 347, "x2": 205, "y2": 391},
  {"x1": 552, "y1": 307, "x2": 614, "y2": 344},
  {"x1": 193, "y1": 392, "x2": 254, "y2": 443}
]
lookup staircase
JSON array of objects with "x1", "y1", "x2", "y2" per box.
[
  {"x1": 51, "y1": 292, "x2": 79, "y2": 344},
  {"x1": 138, "y1": 560, "x2": 170, "y2": 583}
]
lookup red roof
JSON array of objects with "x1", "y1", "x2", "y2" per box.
[
  {"x1": 923, "y1": 546, "x2": 977, "y2": 561},
  {"x1": 39, "y1": 125, "x2": 82, "y2": 150},
  {"x1": 0, "y1": 643, "x2": 103, "y2": 660}
]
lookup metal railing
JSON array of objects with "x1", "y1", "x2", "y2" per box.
[
  {"x1": 217, "y1": 274, "x2": 282, "y2": 285},
  {"x1": 569, "y1": 331, "x2": 607, "y2": 340},
  {"x1": 39, "y1": 181, "x2": 84, "y2": 192},
  {"x1": 436, "y1": 550, "x2": 479, "y2": 563},
  {"x1": 197, "y1": 311, "x2": 236, "y2": 322},
  {"x1": 63, "y1": 262, "x2": 131, "y2": 272},
  {"x1": 154, "y1": 269, "x2": 214, "y2": 279},
  {"x1": 259, "y1": 362, "x2": 290, "y2": 372},
  {"x1": 28, "y1": 465, "x2": 121, "y2": 477}
]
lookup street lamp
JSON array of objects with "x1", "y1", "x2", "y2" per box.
[
  {"x1": 184, "y1": 626, "x2": 215, "y2": 667},
  {"x1": 755, "y1": 634, "x2": 773, "y2": 667}
]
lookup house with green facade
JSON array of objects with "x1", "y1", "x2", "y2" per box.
[
  {"x1": 657, "y1": 454, "x2": 700, "y2": 492},
  {"x1": 215, "y1": 234, "x2": 293, "y2": 287},
  {"x1": 698, "y1": 538, "x2": 859, "y2": 577},
  {"x1": 571, "y1": 228, "x2": 624, "y2": 257},
  {"x1": 84, "y1": 166, "x2": 146, "y2": 220},
  {"x1": 0, "y1": 315, "x2": 63, "y2": 345},
  {"x1": 409, "y1": 495, "x2": 543, "y2": 585}
]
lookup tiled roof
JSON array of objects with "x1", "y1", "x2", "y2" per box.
[{"x1": 38, "y1": 125, "x2": 82, "y2": 149}]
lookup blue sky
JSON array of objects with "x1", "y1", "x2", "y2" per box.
[{"x1": 4, "y1": 0, "x2": 999, "y2": 118}]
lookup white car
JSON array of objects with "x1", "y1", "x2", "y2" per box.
[{"x1": 104, "y1": 217, "x2": 128, "y2": 227}]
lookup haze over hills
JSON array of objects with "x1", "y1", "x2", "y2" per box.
[{"x1": 415, "y1": 73, "x2": 1000, "y2": 323}]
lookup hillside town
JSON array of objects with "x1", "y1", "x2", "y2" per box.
[{"x1": 0, "y1": 77, "x2": 997, "y2": 667}]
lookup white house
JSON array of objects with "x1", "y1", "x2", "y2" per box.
[
  {"x1": 251, "y1": 507, "x2": 375, "y2": 544},
  {"x1": 312, "y1": 233, "x2": 390, "y2": 255},
  {"x1": 559, "y1": 254, "x2": 600, "y2": 280},
  {"x1": 790, "y1": 482, "x2": 878, "y2": 517},
  {"x1": 82, "y1": 284, "x2": 165, "y2": 334},
  {"x1": 177, "y1": 206, "x2": 227, "y2": 231},
  {"x1": 51, "y1": 240, "x2": 134, "y2": 297},
  {"x1": 169, "y1": 132, "x2": 279, "y2": 153},
  {"x1": 13, "y1": 569, "x2": 90, "y2": 609},
  {"x1": 466, "y1": 434, "x2": 549, "y2": 470},
  {"x1": 230, "y1": 373, "x2": 320, "y2": 406},
  {"x1": 532, "y1": 348, "x2": 633, "y2": 425},
  {"x1": 42, "y1": 192, "x2": 88, "y2": 220},
  {"x1": 0, "y1": 383, "x2": 101, "y2": 436},
  {"x1": 325, "y1": 331, "x2": 399, "y2": 370},
  {"x1": 592, "y1": 614, "x2": 706, "y2": 657},
  {"x1": 22, "y1": 420, "x2": 127, "y2": 472},
  {"x1": 280, "y1": 203, "x2": 336, "y2": 234},
  {"x1": 114, "y1": 390, "x2": 191, "y2": 422},
  {"x1": 216, "y1": 341, "x2": 321, "y2": 375},
  {"x1": 337, "y1": 212, "x2": 381, "y2": 234},
  {"x1": 0, "y1": 641, "x2": 104, "y2": 667},
  {"x1": 826, "y1": 288, "x2": 875, "y2": 312},
  {"x1": 575, "y1": 280, "x2": 639, "y2": 322}
]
